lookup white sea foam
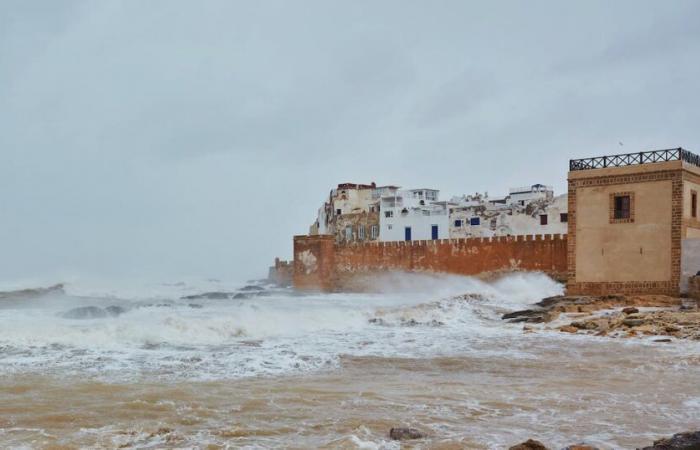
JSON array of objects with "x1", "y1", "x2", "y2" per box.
[{"x1": 2, "y1": 271, "x2": 691, "y2": 382}]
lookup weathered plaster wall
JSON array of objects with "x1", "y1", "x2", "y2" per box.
[
  {"x1": 575, "y1": 180, "x2": 672, "y2": 282},
  {"x1": 293, "y1": 234, "x2": 567, "y2": 291},
  {"x1": 293, "y1": 235, "x2": 336, "y2": 291}
]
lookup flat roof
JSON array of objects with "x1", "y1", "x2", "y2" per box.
[{"x1": 569, "y1": 147, "x2": 698, "y2": 171}]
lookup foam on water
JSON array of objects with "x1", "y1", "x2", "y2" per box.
[{"x1": 1, "y1": 271, "x2": 691, "y2": 383}]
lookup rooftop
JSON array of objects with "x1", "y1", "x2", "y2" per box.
[{"x1": 569, "y1": 147, "x2": 699, "y2": 171}]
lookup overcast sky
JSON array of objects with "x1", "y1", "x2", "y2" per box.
[{"x1": 1, "y1": 1, "x2": 699, "y2": 284}]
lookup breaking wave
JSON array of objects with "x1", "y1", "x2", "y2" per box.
[{"x1": 0, "y1": 272, "x2": 565, "y2": 380}]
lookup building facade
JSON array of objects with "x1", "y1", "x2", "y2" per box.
[
  {"x1": 378, "y1": 188, "x2": 449, "y2": 241},
  {"x1": 567, "y1": 147, "x2": 700, "y2": 296},
  {"x1": 309, "y1": 183, "x2": 397, "y2": 244},
  {"x1": 448, "y1": 187, "x2": 568, "y2": 239}
]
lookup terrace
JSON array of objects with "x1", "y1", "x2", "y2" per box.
[{"x1": 569, "y1": 147, "x2": 699, "y2": 171}]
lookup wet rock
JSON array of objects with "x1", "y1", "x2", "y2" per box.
[
  {"x1": 0, "y1": 283, "x2": 65, "y2": 301},
  {"x1": 502, "y1": 309, "x2": 547, "y2": 323},
  {"x1": 640, "y1": 430, "x2": 700, "y2": 449},
  {"x1": 562, "y1": 444, "x2": 600, "y2": 450},
  {"x1": 622, "y1": 307, "x2": 639, "y2": 314},
  {"x1": 368, "y1": 318, "x2": 385, "y2": 325},
  {"x1": 187, "y1": 303, "x2": 203, "y2": 309},
  {"x1": 181, "y1": 292, "x2": 232, "y2": 300},
  {"x1": 232, "y1": 293, "x2": 250, "y2": 299},
  {"x1": 105, "y1": 305, "x2": 127, "y2": 316},
  {"x1": 389, "y1": 427, "x2": 425, "y2": 441},
  {"x1": 559, "y1": 325, "x2": 578, "y2": 333},
  {"x1": 623, "y1": 319, "x2": 645, "y2": 327},
  {"x1": 240, "y1": 285, "x2": 264, "y2": 292},
  {"x1": 508, "y1": 438, "x2": 549, "y2": 450},
  {"x1": 62, "y1": 306, "x2": 108, "y2": 319},
  {"x1": 654, "y1": 338, "x2": 672, "y2": 343}
]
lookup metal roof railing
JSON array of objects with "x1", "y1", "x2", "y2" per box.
[{"x1": 569, "y1": 147, "x2": 698, "y2": 171}]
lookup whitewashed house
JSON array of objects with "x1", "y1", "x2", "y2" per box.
[
  {"x1": 379, "y1": 188, "x2": 449, "y2": 241},
  {"x1": 449, "y1": 186, "x2": 567, "y2": 238}
]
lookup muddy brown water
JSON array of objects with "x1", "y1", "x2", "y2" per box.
[{"x1": 1, "y1": 345, "x2": 699, "y2": 449}]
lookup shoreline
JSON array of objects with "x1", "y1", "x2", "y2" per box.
[{"x1": 503, "y1": 294, "x2": 700, "y2": 341}]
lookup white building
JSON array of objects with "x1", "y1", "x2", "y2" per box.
[
  {"x1": 449, "y1": 187, "x2": 567, "y2": 238},
  {"x1": 507, "y1": 184, "x2": 554, "y2": 206},
  {"x1": 379, "y1": 188, "x2": 449, "y2": 241}
]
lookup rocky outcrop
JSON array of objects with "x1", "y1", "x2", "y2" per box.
[
  {"x1": 557, "y1": 311, "x2": 700, "y2": 340},
  {"x1": 503, "y1": 295, "x2": 681, "y2": 324},
  {"x1": 502, "y1": 294, "x2": 700, "y2": 340},
  {"x1": 639, "y1": 430, "x2": 700, "y2": 449},
  {"x1": 509, "y1": 439, "x2": 549, "y2": 450},
  {"x1": 0, "y1": 284, "x2": 65, "y2": 301},
  {"x1": 61, "y1": 305, "x2": 127, "y2": 319},
  {"x1": 388, "y1": 427, "x2": 425, "y2": 440}
]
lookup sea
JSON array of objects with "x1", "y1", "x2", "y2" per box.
[{"x1": 0, "y1": 272, "x2": 698, "y2": 449}]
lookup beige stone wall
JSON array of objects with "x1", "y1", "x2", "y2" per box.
[{"x1": 575, "y1": 180, "x2": 673, "y2": 283}]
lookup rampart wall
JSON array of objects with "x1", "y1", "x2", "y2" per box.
[{"x1": 293, "y1": 234, "x2": 568, "y2": 291}]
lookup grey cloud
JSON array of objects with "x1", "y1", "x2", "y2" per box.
[{"x1": 1, "y1": 0, "x2": 699, "y2": 283}]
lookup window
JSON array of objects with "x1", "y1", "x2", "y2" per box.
[
  {"x1": 422, "y1": 210, "x2": 430, "y2": 216},
  {"x1": 609, "y1": 192, "x2": 635, "y2": 223},
  {"x1": 693, "y1": 191, "x2": 697, "y2": 218},
  {"x1": 560, "y1": 213, "x2": 568, "y2": 223},
  {"x1": 336, "y1": 209, "x2": 341, "y2": 215},
  {"x1": 370, "y1": 225, "x2": 378, "y2": 239},
  {"x1": 387, "y1": 224, "x2": 393, "y2": 230},
  {"x1": 454, "y1": 219, "x2": 463, "y2": 227},
  {"x1": 540, "y1": 214, "x2": 548, "y2": 225},
  {"x1": 385, "y1": 211, "x2": 393, "y2": 218},
  {"x1": 345, "y1": 226, "x2": 352, "y2": 241},
  {"x1": 358, "y1": 225, "x2": 365, "y2": 240},
  {"x1": 470, "y1": 217, "x2": 480, "y2": 226},
  {"x1": 614, "y1": 195, "x2": 630, "y2": 219}
]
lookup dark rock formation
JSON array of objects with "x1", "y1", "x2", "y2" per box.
[
  {"x1": 105, "y1": 305, "x2": 127, "y2": 316},
  {"x1": 181, "y1": 292, "x2": 232, "y2": 300},
  {"x1": 0, "y1": 283, "x2": 65, "y2": 301},
  {"x1": 640, "y1": 430, "x2": 700, "y2": 449},
  {"x1": 62, "y1": 306, "x2": 109, "y2": 319},
  {"x1": 508, "y1": 439, "x2": 549, "y2": 450},
  {"x1": 240, "y1": 285, "x2": 264, "y2": 292},
  {"x1": 502, "y1": 295, "x2": 681, "y2": 324},
  {"x1": 388, "y1": 427, "x2": 425, "y2": 440}
]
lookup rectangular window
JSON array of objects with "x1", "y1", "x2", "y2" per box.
[
  {"x1": 540, "y1": 214, "x2": 548, "y2": 225},
  {"x1": 387, "y1": 224, "x2": 393, "y2": 230},
  {"x1": 609, "y1": 192, "x2": 635, "y2": 223},
  {"x1": 560, "y1": 213, "x2": 568, "y2": 223},
  {"x1": 470, "y1": 217, "x2": 480, "y2": 226},
  {"x1": 404, "y1": 226, "x2": 412, "y2": 241},
  {"x1": 454, "y1": 219, "x2": 463, "y2": 227},
  {"x1": 385, "y1": 211, "x2": 393, "y2": 218},
  {"x1": 693, "y1": 191, "x2": 697, "y2": 218},
  {"x1": 614, "y1": 195, "x2": 631, "y2": 219},
  {"x1": 345, "y1": 226, "x2": 352, "y2": 241},
  {"x1": 370, "y1": 225, "x2": 378, "y2": 239},
  {"x1": 358, "y1": 225, "x2": 365, "y2": 240},
  {"x1": 336, "y1": 209, "x2": 342, "y2": 215}
]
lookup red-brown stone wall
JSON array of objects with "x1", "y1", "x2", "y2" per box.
[{"x1": 294, "y1": 234, "x2": 567, "y2": 291}]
